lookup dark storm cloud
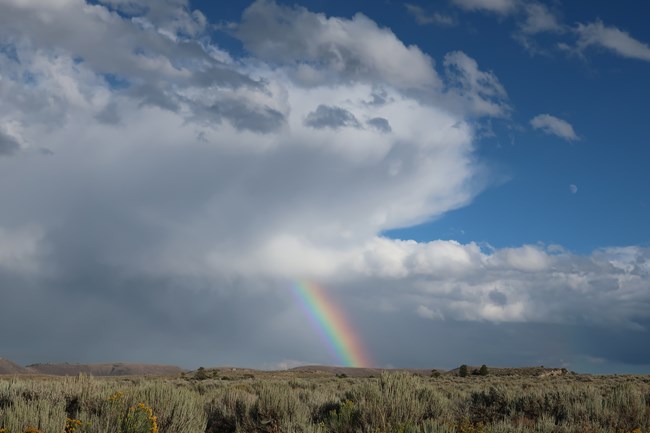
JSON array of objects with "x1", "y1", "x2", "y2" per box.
[
  {"x1": 2, "y1": 251, "x2": 650, "y2": 372},
  {"x1": 304, "y1": 105, "x2": 361, "y2": 129},
  {"x1": 571, "y1": 321, "x2": 650, "y2": 367},
  {"x1": 0, "y1": 266, "x2": 289, "y2": 368}
]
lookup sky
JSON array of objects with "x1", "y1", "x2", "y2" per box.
[{"x1": 0, "y1": 0, "x2": 649, "y2": 374}]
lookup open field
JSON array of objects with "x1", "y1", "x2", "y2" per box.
[{"x1": 1, "y1": 368, "x2": 649, "y2": 433}]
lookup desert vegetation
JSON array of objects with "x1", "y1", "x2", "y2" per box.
[{"x1": 0, "y1": 371, "x2": 649, "y2": 433}]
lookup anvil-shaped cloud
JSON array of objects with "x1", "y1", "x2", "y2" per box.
[{"x1": 0, "y1": 0, "x2": 648, "y2": 371}]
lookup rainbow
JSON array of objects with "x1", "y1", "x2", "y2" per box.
[{"x1": 292, "y1": 281, "x2": 372, "y2": 368}]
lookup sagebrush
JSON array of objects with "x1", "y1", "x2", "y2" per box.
[{"x1": 0, "y1": 372, "x2": 649, "y2": 433}]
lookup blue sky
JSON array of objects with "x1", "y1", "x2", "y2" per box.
[{"x1": 0, "y1": 0, "x2": 649, "y2": 373}]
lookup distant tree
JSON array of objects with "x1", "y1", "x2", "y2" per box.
[
  {"x1": 195, "y1": 366, "x2": 209, "y2": 380},
  {"x1": 430, "y1": 369, "x2": 441, "y2": 378},
  {"x1": 459, "y1": 364, "x2": 468, "y2": 377},
  {"x1": 479, "y1": 364, "x2": 489, "y2": 376}
]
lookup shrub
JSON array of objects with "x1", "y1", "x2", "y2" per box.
[
  {"x1": 469, "y1": 386, "x2": 509, "y2": 423},
  {"x1": 120, "y1": 403, "x2": 158, "y2": 433},
  {"x1": 194, "y1": 367, "x2": 209, "y2": 381},
  {"x1": 63, "y1": 417, "x2": 92, "y2": 433}
]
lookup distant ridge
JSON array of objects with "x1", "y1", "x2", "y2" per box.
[
  {"x1": 0, "y1": 357, "x2": 29, "y2": 375},
  {"x1": 26, "y1": 363, "x2": 182, "y2": 376},
  {"x1": 0, "y1": 357, "x2": 181, "y2": 376}
]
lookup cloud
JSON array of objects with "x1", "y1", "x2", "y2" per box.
[
  {"x1": 235, "y1": 0, "x2": 440, "y2": 89},
  {"x1": 449, "y1": 0, "x2": 562, "y2": 34},
  {"x1": 416, "y1": 305, "x2": 443, "y2": 320},
  {"x1": 451, "y1": 0, "x2": 518, "y2": 15},
  {"x1": 355, "y1": 241, "x2": 650, "y2": 329},
  {"x1": 0, "y1": 0, "x2": 258, "y2": 122},
  {"x1": 0, "y1": 225, "x2": 44, "y2": 273},
  {"x1": 98, "y1": 0, "x2": 207, "y2": 39},
  {"x1": 448, "y1": 0, "x2": 564, "y2": 55},
  {"x1": 444, "y1": 51, "x2": 510, "y2": 117},
  {"x1": 208, "y1": 99, "x2": 286, "y2": 133},
  {"x1": 511, "y1": 2, "x2": 564, "y2": 54},
  {"x1": 304, "y1": 105, "x2": 361, "y2": 130},
  {"x1": 518, "y1": 3, "x2": 562, "y2": 35},
  {"x1": 366, "y1": 117, "x2": 392, "y2": 133},
  {"x1": 0, "y1": 0, "x2": 648, "y2": 371},
  {"x1": 404, "y1": 4, "x2": 456, "y2": 27},
  {"x1": 575, "y1": 20, "x2": 650, "y2": 62},
  {"x1": 167, "y1": 233, "x2": 650, "y2": 329},
  {"x1": 0, "y1": 128, "x2": 20, "y2": 156},
  {"x1": 0, "y1": 0, "x2": 481, "y2": 282},
  {"x1": 530, "y1": 114, "x2": 579, "y2": 141},
  {"x1": 488, "y1": 289, "x2": 507, "y2": 305}
]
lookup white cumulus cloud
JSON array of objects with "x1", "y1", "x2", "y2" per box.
[
  {"x1": 236, "y1": 0, "x2": 440, "y2": 90},
  {"x1": 451, "y1": 0, "x2": 518, "y2": 15},
  {"x1": 576, "y1": 20, "x2": 650, "y2": 62},
  {"x1": 405, "y1": 4, "x2": 456, "y2": 27},
  {"x1": 530, "y1": 114, "x2": 579, "y2": 141},
  {"x1": 444, "y1": 51, "x2": 510, "y2": 118}
]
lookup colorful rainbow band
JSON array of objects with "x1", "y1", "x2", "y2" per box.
[{"x1": 292, "y1": 281, "x2": 372, "y2": 368}]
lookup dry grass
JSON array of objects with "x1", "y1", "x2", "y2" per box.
[{"x1": 0, "y1": 371, "x2": 649, "y2": 433}]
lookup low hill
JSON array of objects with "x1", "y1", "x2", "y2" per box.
[
  {"x1": 0, "y1": 358, "x2": 29, "y2": 375},
  {"x1": 25, "y1": 363, "x2": 182, "y2": 377}
]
